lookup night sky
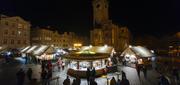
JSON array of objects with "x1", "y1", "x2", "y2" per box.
[{"x1": 0, "y1": 0, "x2": 179, "y2": 37}]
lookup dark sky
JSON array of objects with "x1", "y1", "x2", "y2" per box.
[{"x1": 0, "y1": 0, "x2": 180, "y2": 37}]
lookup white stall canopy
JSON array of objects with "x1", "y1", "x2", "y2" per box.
[{"x1": 121, "y1": 46, "x2": 155, "y2": 58}]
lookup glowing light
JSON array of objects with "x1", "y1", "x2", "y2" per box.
[
  {"x1": 104, "y1": 44, "x2": 108, "y2": 48},
  {"x1": 89, "y1": 45, "x2": 92, "y2": 48},
  {"x1": 7, "y1": 52, "x2": 11, "y2": 55},
  {"x1": 76, "y1": 50, "x2": 96, "y2": 54},
  {"x1": 74, "y1": 43, "x2": 82, "y2": 47},
  {"x1": 132, "y1": 46, "x2": 153, "y2": 57},
  {"x1": 129, "y1": 45, "x2": 132, "y2": 48},
  {"x1": 108, "y1": 58, "x2": 111, "y2": 61},
  {"x1": 150, "y1": 50, "x2": 154, "y2": 53}
]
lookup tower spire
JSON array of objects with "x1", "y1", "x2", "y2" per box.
[{"x1": 92, "y1": 0, "x2": 109, "y2": 28}]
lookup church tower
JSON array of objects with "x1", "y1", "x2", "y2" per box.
[{"x1": 92, "y1": 0, "x2": 109, "y2": 28}]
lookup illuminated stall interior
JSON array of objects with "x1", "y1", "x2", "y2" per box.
[
  {"x1": 34, "y1": 45, "x2": 55, "y2": 60},
  {"x1": 64, "y1": 45, "x2": 114, "y2": 77},
  {"x1": 121, "y1": 46, "x2": 155, "y2": 64}
]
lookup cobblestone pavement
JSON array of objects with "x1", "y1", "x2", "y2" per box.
[{"x1": 0, "y1": 60, "x2": 162, "y2": 85}]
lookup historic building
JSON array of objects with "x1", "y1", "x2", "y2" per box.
[
  {"x1": 90, "y1": 0, "x2": 130, "y2": 52},
  {"x1": 0, "y1": 15, "x2": 31, "y2": 49},
  {"x1": 31, "y1": 27, "x2": 59, "y2": 46},
  {"x1": 31, "y1": 27, "x2": 88, "y2": 48}
]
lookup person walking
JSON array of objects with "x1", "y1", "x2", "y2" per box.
[
  {"x1": 63, "y1": 76, "x2": 70, "y2": 85},
  {"x1": 46, "y1": 70, "x2": 52, "y2": 85},
  {"x1": 41, "y1": 69, "x2": 47, "y2": 85},
  {"x1": 90, "y1": 77, "x2": 97, "y2": 85},
  {"x1": 91, "y1": 67, "x2": 96, "y2": 77},
  {"x1": 158, "y1": 75, "x2": 170, "y2": 85},
  {"x1": 86, "y1": 68, "x2": 91, "y2": 85},
  {"x1": 142, "y1": 65, "x2": 147, "y2": 79},
  {"x1": 110, "y1": 77, "x2": 116, "y2": 85},
  {"x1": 136, "y1": 64, "x2": 141, "y2": 78},
  {"x1": 16, "y1": 68, "x2": 25, "y2": 85},
  {"x1": 120, "y1": 76, "x2": 130, "y2": 85},
  {"x1": 76, "y1": 76, "x2": 81, "y2": 85},
  {"x1": 72, "y1": 79, "x2": 77, "y2": 85},
  {"x1": 26, "y1": 68, "x2": 33, "y2": 81},
  {"x1": 62, "y1": 61, "x2": 65, "y2": 70},
  {"x1": 116, "y1": 79, "x2": 121, "y2": 85},
  {"x1": 121, "y1": 71, "x2": 126, "y2": 79}
]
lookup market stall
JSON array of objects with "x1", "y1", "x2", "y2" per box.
[
  {"x1": 121, "y1": 46, "x2": 155, "y2": 65},
  {"x1": 64, "y1": 46, "x2": 114, "y2": 78},
  {"x1": 35, "y1": 46, "x2": 55, "y2": 60}
]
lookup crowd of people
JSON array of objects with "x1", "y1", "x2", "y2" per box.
[
  {"x1": 110, "y1": 71, "x2": 130, "y2": 85},
  {"x1": 15, "y1": 56, "x2": 179, "y2": 85}
]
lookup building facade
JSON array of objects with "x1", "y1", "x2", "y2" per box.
[
  {"x1": 0, "y1": 15, "x2": 31, "y2": 49},
  {"x1": 90, "y1": 0, "x2": 130, "y2": 52},
  {"x1": 31, "y1": 27, "x2": 88, "y2": 49},
  {"x1": 31, "y1": 27, "x2": 57, "y2": 46}
]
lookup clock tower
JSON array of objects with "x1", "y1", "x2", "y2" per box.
[{"x1": 92, "y1": 0, "x2": 109, "y2": 28}]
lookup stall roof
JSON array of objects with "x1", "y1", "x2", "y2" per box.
[
  {"x1": 33, "y1": 45, "x2": 49, "y2": 55},
  {"x1": 43, "y1": 46, "x2": 55, "y2": 54},
  {"x1": 80, "y1": 46, "x2": 114, "y2": 54},
  {"x1": 26, "y1": 45, "x2": 38, "y2": 53},
  {"x1": 0, "y1": 46, "x2": 8, "y2": 54},
  {"x1": 21, "y1": 46, "x2": 31, "y2": 53},
  {"x1": 121, "y1": 46, "x2": 154, "y2": 57}
]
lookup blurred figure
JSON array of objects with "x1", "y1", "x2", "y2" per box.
[
  {"x1": 158, "y1": 74, "x2": 170, "y2": 85},
  {"x1": 136, "y1": 64, "x2": 141, "y2": 78},
  {"x1": 63, "y1": 76, "x2": 70, "y2": 85},
  {"x1": 72, "y1": 79, "x2": 77, "y2": 85},
  {"x1": 16, "y1": 68, "x2": 25, "y2": 85},
  {"x1": 76, "y1": 76, "x2": 81, "y2": 85},
  {"x1": 46, "y1": 70, "x2": 52, "y2": 85},
  {"x1": 110, "y1": 77, "x2": 116, "y2": 85},
  {"x1": 120, "y1": 75, "x2": 130, "y2": 85},
  {"x1": 62, "y1": 61, "x2": 65, "y2": 70},
  {"x1": 26, "y1": 68, "x2": 33, "y2": 81},
  {"x1": 90, "y1": 77, "x2": 97, "y2": 85},
  {"x1": 86, "y1": 68, "x2": 91, "y2": 85},
  {"x1": 116, "y1": 79, "x2": 121, "y2": 85},
  {"x1": 121, "y1": 71, "x2": 126, "y2": 79},
  {"x1": 91, "y1": 67, "x2": 96, "y2": 77},
  {"x1": 142, "y1": 65, "x2": 147, "y2": 79},
  {"x1": 41, "y1": 69, "x2": 47, "y2": 85}
]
